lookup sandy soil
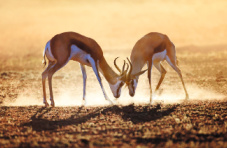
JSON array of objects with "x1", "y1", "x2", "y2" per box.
[
  {"x1": 0, "y1": 0, "x2": 227, "y2": 147},
  {"x1": 0, "y1": 102, "x2": 226, "y2": 147}
]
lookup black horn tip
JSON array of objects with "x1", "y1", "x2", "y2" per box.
[
  {"x1": 114, "y1": 57, "x2": 119, "y2": 61},
  {"x1": 114, "y1": 57, "x2": 121, "y2": 73}
]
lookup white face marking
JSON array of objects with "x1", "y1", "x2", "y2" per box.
[
  {"x1": 133, "y1": 79, "x2": 137, "y2": 89},
  {"x1": 152, "y1": 49, "x2": 167, "y2": 63},
  {"x1": 129, "y1": 79, "x2": 138, "y2": 96},
  {"x1": 45, "y1": 41, "x2": 56, "y2": 61},
  {"x1": 109, "y1": 81, "x2": 122, "y2": 98},
  {"x1": 70, "y1": 45, "x2": 90, "y2": 66}
]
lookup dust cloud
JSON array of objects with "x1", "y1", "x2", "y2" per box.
[
  {"x1": 0, "y1": 0, "x2": 227, "y2": 107},
  {"x1": 2, "y1": 83, "x2": 225, "y2": 107}
]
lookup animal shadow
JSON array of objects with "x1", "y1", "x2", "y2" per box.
[
  {"x1": 21, "y1": 106, "x2": 107, "y2": 131},
  {"x1": 101, "y1": 104, "x2": 178, "y2": 124},
  {"x1": 21, "y1": 104, "x2": 178, "y2": 131}
]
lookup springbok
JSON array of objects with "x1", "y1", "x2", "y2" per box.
[
  {"x1": 42, "y1": 32, "x2": 127, "y2": 107},
  {"x1": 126, "y1": 32, "x2": 189, "y2": 103}
]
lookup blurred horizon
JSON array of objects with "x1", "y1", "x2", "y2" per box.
[{"x1": 0, "y1": 0, "x2": 227, "y2": 58}]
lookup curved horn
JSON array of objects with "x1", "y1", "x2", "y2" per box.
[
  {"x1": 126, "y1": 57, "x2": 133, "y2": 77},
  {"x1": 124, "y1": 63, "x2": 129, "y2": 74},
  {"x1": 121, "y1": 63, "x2": 129, "y2": 76},
  {"x1": 114, "y1": 57, "x2": 121, "y2": 73},
  {"x1": 120, "y1": 63, "x2": 129, "y2": 81},
  {"x1": 121, "y1": 60, "x2": 126, "y2": 73}
]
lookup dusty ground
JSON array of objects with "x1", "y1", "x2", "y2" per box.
[
  {"x1": 0, "y1": 0, "x2": 227, "y2": 147},
  {"x1": 0, "y1": 102, "x2": 226, "y2": 147}
]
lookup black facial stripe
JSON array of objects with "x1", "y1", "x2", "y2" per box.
[
  {"x1": 116, "y1": 82, "x2": 124, "y2": 95},
  {"x1": 116, "y1": 87, "x2": 118, "y2": 95},
  {"x1": 131, "y1": 80, "x2": 134, "y2": 85}
]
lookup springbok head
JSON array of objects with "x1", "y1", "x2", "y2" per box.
[
  {"x1": 109, "y1": 57, "x2": 129, "y2": 98},
  {"x1": 125, "y1": 58, "x2": 147, "y2": 97}
]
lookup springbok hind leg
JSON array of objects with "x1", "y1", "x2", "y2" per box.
[
  {"x1": 47, "y1": 62, "x2": 65, "y2": 107},
  {"x1": 154, "y1": 62, "x2": 167, "y2": 92},
  {"x1": 166, "y1": 56, "x2": 189, "y2": 100},
  {"x1": 42, "y1": 61, "x2": 55, "y2": 107}
]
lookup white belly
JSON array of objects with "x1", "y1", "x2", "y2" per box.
[
  {"x1": 70, "y1": 45, "x2": 91, "y2": 66},
  {"x1": 152, "y1": 49, "x2": 166, "y2": 63}
]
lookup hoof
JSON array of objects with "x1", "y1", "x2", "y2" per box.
[
  {"x1": 44, "y1": 103, "x2": 49, "y2": 107},
  {"x1": 149, "y1": 97, "x2": 153, "y2": 105},
  {"x1": 114, "y1": 98, "x2": 119, "y2": 105},
  {"x1": 51, "y1": 103, "x2": 55, "y2": 107},
  {"x1": 185, "y1": 94, "x2": 189, "y2": 100},
  {"x1": 82, "y1": 100, "x2": 87, "y2": 106},
  {"x1": 129, "y1": 102, "x2": 134, "y2": 106},
  {"x1": 105, "y1": 97, "x2": 114, "y2": 105},
  {"x1": 108, "y1": 100, "x2": 114, "y2": 105},
  {"x1": 155, "y1": 89, "x2": 163, "y2": 96},
  {"x1": 154, "y1": 100, "x2": 164, "y2": 107}
]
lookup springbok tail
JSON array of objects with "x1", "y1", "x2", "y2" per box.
[
  {"x1": 42, "y1": 55, "x2": 46, "y2": 68},
  {"x1": 176, "y1": 58, "x2": 179, "y2": 66}
]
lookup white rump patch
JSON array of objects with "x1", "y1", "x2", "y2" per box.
[{"x1": 45, "y1": 41, "x2": 56, "y2": 62}]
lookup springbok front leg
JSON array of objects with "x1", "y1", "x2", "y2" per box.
[
  {"x1": 147, "y1": 60, "x2": 153, "y2": 104},
  {"x1": 87, "y1": 55, "x2": 113, "y2": 105},
  {"x1": 80, "y1": 64, "x2": 87, "y2": 106}
]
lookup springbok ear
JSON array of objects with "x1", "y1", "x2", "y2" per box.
[{"x1": 133, "y1": 69, "x2": 148, "y2": 77}]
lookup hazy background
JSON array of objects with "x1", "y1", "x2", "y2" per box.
[
  {"x1": 1, "y1": 0, "x2": 227, "y2": 55},
  {"x1": 0, "y1": 0, "x2": 226, "y2": 106}
]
